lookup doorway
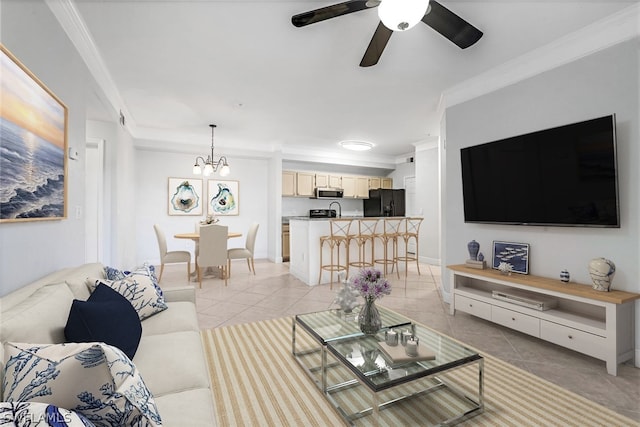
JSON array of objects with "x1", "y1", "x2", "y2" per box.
[
  {"x1": 404, "y1": 176, "x2": 417, "y2": 254},
  {"x1": 85, "y1": 138, "x2": 104, "y2": 263}
]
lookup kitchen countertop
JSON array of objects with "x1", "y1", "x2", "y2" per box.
[{"x1": 287, "y1": 216, "x2": 407, "y2": 221}]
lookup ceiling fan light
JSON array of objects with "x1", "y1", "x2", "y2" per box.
[
  {"x1": 340, "y1": 140, "x2": 374, "y2": 151},
  {"x1": 378, "y1": 0, "x2": 429, "y2": 32}
]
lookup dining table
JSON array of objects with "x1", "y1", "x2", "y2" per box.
[
  {"x1": 174, "y1": 231, "x2": 242, "y2": 281},
  {"x1": 174, "y1": 231, "x2": 242, "y2": 240}
]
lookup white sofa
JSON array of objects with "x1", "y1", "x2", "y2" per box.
[{"x1": 0, "y1": 262, "x2": 216, "y2": 426}]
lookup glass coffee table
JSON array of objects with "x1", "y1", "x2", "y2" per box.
[{"x1": 292, "y1": 307, "x2": 484, "y2": 426}]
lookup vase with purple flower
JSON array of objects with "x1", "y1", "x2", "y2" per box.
[{"x1": 351, "y1": 267, "x2": 391, "y2": 335}]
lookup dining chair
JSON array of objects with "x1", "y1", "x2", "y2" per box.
[
  {"x1": 227, "y1": 222, "x2": 259, "y2": 277},
  {"x1": 153, "y1": 224, "x2": 191, "y2": 283},
  {"x1": 197, "y1": 224, "x2": 229, "y2": 287}
]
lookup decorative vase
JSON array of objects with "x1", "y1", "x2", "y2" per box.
[
  {"x1": 358, "y1": 297, "x2": 382, "y2": 335},
  {"x1": 560, "y1": 270, "x2": 570, "y2": 283},
  {"x1": 467, "y1": 240, "x2": 480, "y2": 261},
  {"x1": 588, "y1": 258, "x2": 616, "y2": 292}
]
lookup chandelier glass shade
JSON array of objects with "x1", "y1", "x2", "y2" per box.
[
  {"x1": 192, "y1": 124, "x2": 230, "y2": 177},
  {"x1": 378, "y1": 0, "x2": 430, "y2": 32}
]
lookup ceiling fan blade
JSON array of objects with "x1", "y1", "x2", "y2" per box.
[
  {"x1": 360, "y1": 22, "x2": 393, "y2": 67},
  {"x1": 421, "y1": 0, "x2": 483, "y2": 49},
  {"x1": 292, "y1": 0, "x2": 373, "y2": 27}
]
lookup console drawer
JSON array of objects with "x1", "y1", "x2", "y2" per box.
[
  {"x1": 540, "y1": 320, "x2": 607, "y2": 359},
  {"x1": 492, "y1": 306, "x2": 540, "y2": 337},
  {"x1": 454, "y1": 294, "x2": 491, "y2": 321}
]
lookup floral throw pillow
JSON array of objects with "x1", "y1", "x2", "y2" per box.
[
  {"x1": 0, "y1": 401, "x2": 96, "y2": 426},
  {"x1": 3, "y1": 342, "x2": 162, "y2": 427},
  {"x1": 104, "y1": 264, "x2": 164, "y2": 302},
  {"x1": 87, "y1": 275, "x2": 167, "y2": 321}
]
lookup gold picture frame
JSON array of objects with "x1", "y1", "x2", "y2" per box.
[{"x1": 0, "y1": 44, "x2": 68, "y2": 222}]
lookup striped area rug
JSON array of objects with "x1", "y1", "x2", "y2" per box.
[{"x1": 201, "y1": 317, "x2": 637, "y2": 426}]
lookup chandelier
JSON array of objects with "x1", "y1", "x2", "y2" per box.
[{"x1": 192, "y1": 124, "x2": 230, "y2": 177}]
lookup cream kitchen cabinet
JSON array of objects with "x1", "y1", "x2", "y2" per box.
[
  {"x1": 328, "y1": 175, "x2": 342, "y2": 188},
  {"x1": 355, "y1": 176, "x2": 369, "y2": 198},
  {"x1": 315, "y1": 174, "x2": 328, "y2": 188},
  {"x1": 341, "y1": 176, "x2": 356, "y2": 198},
  {"x1": 282, "y1": 171, "x2": 314, "y2": 197},
  {"x1": 369, "y1": 177, "x2": 392, "y2": 189},
  {"x1": 296, "y1": 172, "x2": 315, "y2": 197},
  {"x1": 283, "y1": 170, "x2": 392, "y2": 197},
  {"x1": 282, "y1": 171, "x2": 296, "y2": 196}
]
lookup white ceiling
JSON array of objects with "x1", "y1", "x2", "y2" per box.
[{"x1": 70, "y1": 0, "x2": 638, "y2": 162}]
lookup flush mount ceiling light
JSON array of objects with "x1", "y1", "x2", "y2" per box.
[
  {"x1": 192, "y1": 124, "x2": 230, "y2": 177},
  {"x1": 378, "y1": 0, "x2": 430, "y2": 31},
  {"x1": 340, "y1": 140, "x2": 374, "y2": 151}
]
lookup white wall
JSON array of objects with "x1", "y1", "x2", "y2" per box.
[
  {"x1": 0, "y1": 1, "x2": 102, "y2": 295},
  {"x1": 415, "y1": 141, "x2": 441, "y2": 265},
  {"x1": 442, "y1": 41, "x2": 639, "y2": 356},
  {"x1": 133, "y1": 147, "x2": 271, "y2": 265}
]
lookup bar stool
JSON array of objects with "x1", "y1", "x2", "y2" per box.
[
  {"x1": 395, "y1": 217, "x2": 423, "y2": 276},
  {"x1": 318, "y1": 219, "x2": 354, "y2": 288},
  {"x1": 347, "y1": 218, "x2": 379, "y2": 275},
  {"x1": 372, "y1": 218, "x2": 402, "y2": 278}
]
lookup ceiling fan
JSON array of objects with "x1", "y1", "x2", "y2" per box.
[{"x1": 291, "y1": 0, "x2": 483, "y2": 67}]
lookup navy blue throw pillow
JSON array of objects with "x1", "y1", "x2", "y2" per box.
[{"x1": 65, "y1": 283, "x2": 142, "y2": 359}]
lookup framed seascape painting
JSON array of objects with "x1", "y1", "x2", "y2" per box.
[
  {"x1": 168, "y1": 178, "x2": 203, "y2": 216},
  {"x1": 208, "y1": 180, "x2": 239, "y2": 216},
  {"x1": 492, "y1": 241, "x2": 530, "y2": 274},
  {"x1": 0, "y1": 45, "x2": 68, "y2": 223}
]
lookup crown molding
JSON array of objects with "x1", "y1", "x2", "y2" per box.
[
  {"x1": 46, "y1": 0, "x2": 137, "y2": 134},
  {"x1": 438, "y1": 3, "x2": 640, "y2": 115}
]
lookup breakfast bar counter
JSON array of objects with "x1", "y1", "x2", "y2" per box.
[
  {"x1": 289, "y1": 216, "x2": 404, "y2": 286},
  {"x1": 289, "y1": 217, "x2": 334, "y2": 286}
]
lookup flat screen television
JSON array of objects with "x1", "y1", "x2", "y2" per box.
[{"x1": 460, "y1": 114, "x2": 619, "y2": 228}]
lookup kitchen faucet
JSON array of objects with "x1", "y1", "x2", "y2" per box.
[{"x1": 329, "y1": 201, "x2": 342, "y2": 218}]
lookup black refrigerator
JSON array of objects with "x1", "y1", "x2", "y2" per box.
[{"x1": 363, "y1": 189, "x2": 406, "y2": 217}]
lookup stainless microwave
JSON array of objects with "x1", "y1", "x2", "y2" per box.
[{"x1": 315, "y1": 187, "x2": 344, "y2": 199}]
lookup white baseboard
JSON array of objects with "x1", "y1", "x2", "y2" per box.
[{"x1": 419, "y1": 256, "x2": 440, "y2": 266}]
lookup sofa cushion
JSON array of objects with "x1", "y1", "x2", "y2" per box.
[
  {"x1": 154, "y1": 388, "x2": 216, "y2": 427},
  {"x1": 87, "y1": 275, "x2": 167, "y2": 321},
  {"x1": 133, "y1": 331, "x2": 210, "y2": 397},
  {"x1": 3, "y1": 342, "x2": 162, "y2": 427},
  {"x1": 141, "y1": 301, "x2": 199, "y2": 337},
  {"x1": 0, "y1": 401, "x2": 96, "y2": 426},
  {"x1": 65, "y1": 284, "x2": 142, "y2": 359},
  {"x1": 1, "y1": 283, "x2": 74, "y2": 345},
  {"x1": 63, "y1": 262, "x2": 106, "y2": 300}
]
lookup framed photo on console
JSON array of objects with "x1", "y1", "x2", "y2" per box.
[{"x1": 492, "y1": 241, "x2": 530, "y2": 274}]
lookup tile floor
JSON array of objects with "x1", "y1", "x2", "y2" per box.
[{"x1": 159, "y1": 260, "x2": 640, "y2": 422}]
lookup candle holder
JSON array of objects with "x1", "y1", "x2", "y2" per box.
[
  {"x1": 384, "y1": 329, "x2": 398, "y2": 346},
  {"x1": 400, "y1": 330, "x2": 412, "y2": 346},
  {"x1": 405, "y1": 337, "x2": 419, "y2": 357}
]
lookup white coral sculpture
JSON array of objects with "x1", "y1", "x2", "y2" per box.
[{"x1": 498, "y1": 262, "x2": 514, "y2": 273}]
